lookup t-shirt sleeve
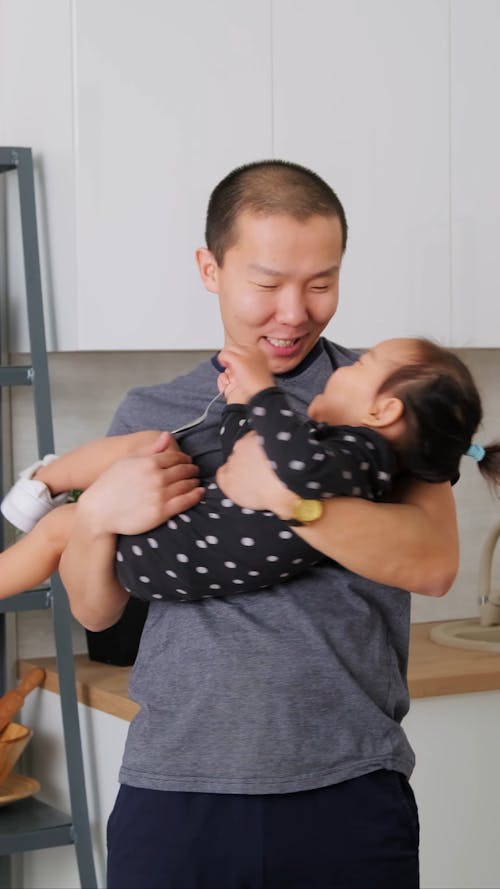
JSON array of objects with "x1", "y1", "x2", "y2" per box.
[{"x1": 107, "y1": 393, "x2": 138, "y2": 436}]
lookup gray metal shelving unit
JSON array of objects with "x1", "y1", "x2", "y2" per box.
[{"x1": 0, "y1": 147, "x2": 97, "y2": 888}]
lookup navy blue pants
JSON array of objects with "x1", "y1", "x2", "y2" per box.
[{"x1": 107, "y1": 770, "x2": 419, "y2": 889}]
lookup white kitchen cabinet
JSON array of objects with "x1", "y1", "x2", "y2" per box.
[
  {"x1": 73, "y1": 0, "x2": 272, "y2": 350},
  {"x1": 450, "y1": 0, "x2": 500, "y2": 347},
  {"x1": 2, "y1": 1, "x2": 500, "y2": 350},
  {"x1": 1, "y1": 0, "x2": 272, "y2": 351},
  {"x1": 272, "y1": 0, "x2": 451, "y2": 349},
  {"x1": 0, "y1": 0, "x2": 78, "y2": 351}
]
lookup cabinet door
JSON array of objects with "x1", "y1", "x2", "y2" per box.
[
  {"x1": 451, "y1": 0, "x2": 500, "y2": 346},
  {"x1": 0, "y1": 0, "x2": 77, "y2": 351},
  {"x1": 272, "y1": 0, "x2": 450, "y2": 349},
  {"x1": 74, "y1": 0, "x2": 272, "y2": 350}
]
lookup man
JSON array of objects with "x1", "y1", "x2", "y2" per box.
[{"x1": 60, "y1": 161, "x2": 457, "y2": 888}]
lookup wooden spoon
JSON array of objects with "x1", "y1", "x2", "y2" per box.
[{"x1": 0, "y1": 668, "x2": 46, "y2": 735}]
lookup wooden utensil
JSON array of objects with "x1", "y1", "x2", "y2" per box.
[
  {"x1": 0, "y1": 723, "x2": 33, "y2": 785},
  {"x1": 0, "y1": 668, "x2": 45, "y2": 734}
]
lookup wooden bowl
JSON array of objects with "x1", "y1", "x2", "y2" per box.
[{"x1": 0, "y1": 723, "x2": 33, "y2": 786}]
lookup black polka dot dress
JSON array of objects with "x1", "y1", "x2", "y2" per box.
[{"x1": 115, "y1": 387, "x2": 396, "y2": 602}]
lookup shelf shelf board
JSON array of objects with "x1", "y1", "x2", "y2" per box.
[{"x1": 0, "y1": 796, "x2": 73, "y2": 854}]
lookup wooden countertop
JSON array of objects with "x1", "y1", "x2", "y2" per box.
[
  {"x1": 18, "y1": 620, "x2": 500, "y2": 723},
  {"x1": 19, "y1": 653, "x2": 140, "y2": 722}
]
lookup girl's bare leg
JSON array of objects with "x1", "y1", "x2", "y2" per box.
[
  {"x1": 0, "y1": 503, "x2": 77, "y2": 598},
  {"x1": 33, "y1": 430, "x2": 163, "y2": 494}
]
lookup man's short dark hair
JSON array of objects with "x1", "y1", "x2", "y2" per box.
[{"x1": 205, "y1": 159, "x2": 348, "y2": 265}]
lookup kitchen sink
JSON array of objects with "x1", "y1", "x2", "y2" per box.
[{"x1": 430, "y1": 619, "x2": 500, "y2": 653}]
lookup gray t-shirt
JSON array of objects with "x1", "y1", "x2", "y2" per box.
[{"x1": 109, "y1": 338, "x2": 415, "y2": 795}]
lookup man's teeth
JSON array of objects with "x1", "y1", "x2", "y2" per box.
[{"x1": 267, "y1": 338, "x2": 297, "y2": 347}]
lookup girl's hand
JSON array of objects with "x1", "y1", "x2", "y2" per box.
[
  {"x1": 217, "y1": 368, "x2": 245, "y2": 404},
  {"x1": 218, "y1": 345, "x2": 275, "y2": 401}
]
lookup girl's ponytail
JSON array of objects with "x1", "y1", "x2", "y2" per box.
[{"x1": 467, "y1": 442, "x2": 500, "y2": 495}]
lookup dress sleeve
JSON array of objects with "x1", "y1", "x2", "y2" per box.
[
  {"x1": 247, "y1": 387, "x2": 397, "y2": 501},
  {"x1": 219, "y1": 403, "x2": 251, "y2": 461}
]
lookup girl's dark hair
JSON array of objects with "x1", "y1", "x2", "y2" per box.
[
  {"x1": 205, "y1": 159, "x2": 348, "y2": 265},
  {"x1": 380, "y1": 339, "x2": 500, "y2": 492}
]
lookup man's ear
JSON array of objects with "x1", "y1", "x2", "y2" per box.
[
  {"x1": 196, "y1": 248, "x2": 219, "y2": 293},
  {"x1": 363, "y1": 396, "x2": 404, "y2": 429}
]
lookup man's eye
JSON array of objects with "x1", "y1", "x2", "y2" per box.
[
  {"x1": 255, "y1": 283, "x2": 278, "y2": 291},
  {"x1": 310, "y1": 285, "x2": 329, "y2": 292}
]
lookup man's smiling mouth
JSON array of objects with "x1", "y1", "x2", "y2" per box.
[{"x1": 266, "y1": 337, "x2": 300, "y2": 347}]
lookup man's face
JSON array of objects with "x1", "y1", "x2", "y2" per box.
[{"x1": 197, "y1": 212, "x2": 344, "y2": 374}]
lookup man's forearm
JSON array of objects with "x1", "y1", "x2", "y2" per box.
[
  {"x1": 59, "y1": 522, "x2": 129, "y2": 631},
  {"x1": 56, "y1": 431, "x2": 205, "y2": 629},
  {"x1": 290, "y1": 482, "x2": 458, "y2": 596},
  {"x1": 217, "y1": 433, "x2": 459, "y2": 596}
]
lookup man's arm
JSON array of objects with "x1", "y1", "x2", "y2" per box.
[
  {"x1": 216, "y1": 432, "x2": 458, "y2": 597},
  {"x1": 59, "y1": 433, "x2": 204, "y2": 630},
  {"x1": 59, "y1": 525, "x2": 128, "y2": 631},
  {"x1": 295, "y1": 479, "x2": 458, "y2": 596}
]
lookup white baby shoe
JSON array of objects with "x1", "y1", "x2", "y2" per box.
[{"x1": 1, "y1": 455, "x2": 69, "y2": 533}]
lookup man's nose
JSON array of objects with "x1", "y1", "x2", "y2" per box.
[{"x1": 274, "y1": 288, "x2": 309, "y2": 326}]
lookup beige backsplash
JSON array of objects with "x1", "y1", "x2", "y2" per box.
[{"x1": 7, "y1": 347, "x2": 500, "y2": 658}]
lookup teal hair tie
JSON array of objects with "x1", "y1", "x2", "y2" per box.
[{"x1": 466, "y1": 443, "x2": 486, "y2": 462}]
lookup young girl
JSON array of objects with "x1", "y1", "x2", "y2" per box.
[{"x1": 1, "y1": 337, "x2": 499, "y2": 603}]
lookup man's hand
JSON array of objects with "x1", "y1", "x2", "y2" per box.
[
  {"x1": 216, "y1": 431, "x2": 296, "y2": 515},
  {"x1": 77, "y1": 431, "x2": 203, "y2": 536},
  {"x1": 60, "y1": 432, "x2": 204, "y2": 630}
]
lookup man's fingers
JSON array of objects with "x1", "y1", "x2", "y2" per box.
[
  {"x1": 133, "y1": 431, "x2": 173, "y2": 458},
  {"x1": 154, "y1": 447, "x2": 194, "y2": 468},
  {"x1": 165, "y1": 478, "x2": 204, "y2": 501},
  {"x1": 149, "y1": 431, "x2": 172, "y2": 453},
  {"x1": 162, "y1": 484, "x2": 205, "y2": 521},
  {"x1": 159, "y1": 463, "x2": 200, "y2": 486}
]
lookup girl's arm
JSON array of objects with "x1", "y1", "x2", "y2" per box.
[
  {"x1": 36, "y1": 430, "x2": 167, "y2": 493},
  {"x1": 246, "y1": 387, "x2": 395, "y2": 500},
  {"x1": 216, "y1": 431, "x2": 458, "y2": 597},
  {"x1": 217, "y1": 346, "x2": 396, "y2": 501},
  {"x1": 218, "y1": 344, "x2": 275, "y2": 401}
]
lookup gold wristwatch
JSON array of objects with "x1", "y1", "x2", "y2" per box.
[{"x1": 288, "y1": 498, "x2": 324, "y2": 526}]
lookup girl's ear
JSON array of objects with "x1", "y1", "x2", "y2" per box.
[
  {"x1": 196, "y1": 248, "x2": 219, "y2": 293},
  {"x1": 363, "y1": 396, "x2": 404, "y2": 429}
]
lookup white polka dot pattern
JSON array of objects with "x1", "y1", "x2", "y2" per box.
[{"x1": 114, "y1": 388, "x2": 394, "y2": 603}]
